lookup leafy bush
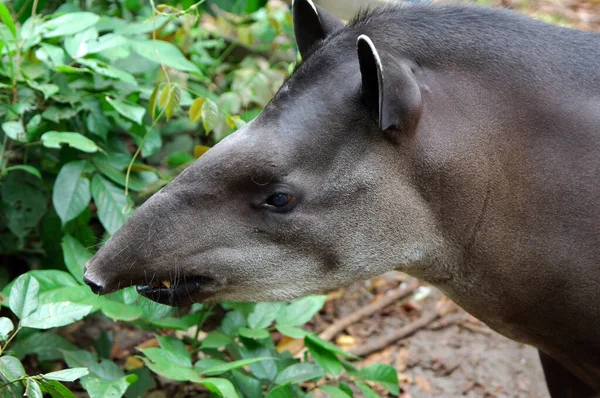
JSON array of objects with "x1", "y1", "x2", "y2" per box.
[{"x1": 0, "y1": 1, "x2": 398, "y2": 396}]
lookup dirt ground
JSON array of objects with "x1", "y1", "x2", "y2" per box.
[{"x1": 314, "y1": 272, "x2": 550, "y2": 397}]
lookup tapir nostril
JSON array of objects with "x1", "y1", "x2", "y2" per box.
[{"x1": 84, "y1": 276, "x2": 104, "y2": 294}]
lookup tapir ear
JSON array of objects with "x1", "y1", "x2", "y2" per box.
[
  {"x1": 357, "y1": 34, "x2": 422, "y2": 142},
  {"x1": 292, "y1": 0, "x2": 344, "y2": 59}
]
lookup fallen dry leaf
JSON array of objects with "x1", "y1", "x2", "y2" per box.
[
  {"x1": 415, "y1": 375, "x2": 433, "y2": 394},
  {"x1": 124, "y1": 356, "x2": 144, "y2": 371},
  {"x1": 276, "y1": 336, "x2": 305, "y2": 355}
]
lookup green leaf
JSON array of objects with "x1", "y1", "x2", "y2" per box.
[
  {"x1": 305, "y1": 337, "x2": 343, "y2": 377},
  {"x1": 248, "y1": 302, "x2": 282, "y2": 329},
  {"x1": 78, "y1": 59, "x2": 136, "y2": 85},
  {"x1": 2, "y1": 121, "x2": 26, "y2": 142},
  {"x1": 146, "y1": 313, "x2": 201, "y2": 330},
  {"x1": 9, "y1": 274, "x2": 39, "y2": 319},
  {"x1": 305, "y1": 334, "x2": 358, "y2": 359},
  {"x1": 4, "y1": 165, "x2": 41, "y2": 179},
  {"x1": 194, "y1": 358, "x2": 226, "y2": 373},
  {"x1": 319, "y1": 386, "x2": 353, "y2": 398},
  {"x1": 41, "y1": 132, "x2": 99, "y2": 153},
  {"x1": 220, "y1": 310, "x2": 246, "y2": 337},
  {"x1": 232, "y1": 370, "x2": 262, "y2": 398},
  {"x1": 106, "y1": 97, "x2": 146, "y2": 125},
  {"x1": 155, "y1": 335, "x2": 192, "y2": 367},
  {"x1": 41, "y1": 12, "x2": 100, "y2": 38},
  {"x1": 130, "y1": 39, "x2": 199, "y2": 73},
  {"x1": 200, "y1": 331, "x2": 232, "y2": 349},
  {"x1": 92, "y1": 157, "x2": 147, "y2": 192},
  {"x1": 201, "y1": 98, "x2": 219, "y2": 134},
  {"x1": 91, "y1": 175, "x2": 133, "y2": 235},
  {"x1": 148, "y1": 85, "x2": 160, "y2": 119},
  {"x1": 0, "y1": 317, "x2": 14, "y2": 340},
  {"x1": 83, "y1": 374, "x2": 137, "y2": 398},
  {"x1": 21, "y1": 302, "x2": 93, "y2": 329},
  {"x1": 238, "y1": 327, "x2": 270, "y2": 340},
  {"x1": 3, "y1": 270, "x2": 79, "y2": 297},
  {"x1": 166, "y1": 85, "x2": 181, "y2": 120},
  {"x1": 355, "y1": 381, "x2": 380, "y2": 398},
  {"x1": 61, "y1": 235, "x2": 92, "y2": 283},
  {"x1": 0, "y1": 356, "x2": 24, "y2": 397},
  {"x1": 138, "y1": 356, "x2": 202, "y2": 383},
  {"x1": 53, "y1": 161, "x2": 91, "y2": 226},
  {"x1": 276, "y1": 295, "x2": 327, "y2": 326},
  {"x1": 38, "y1": 380, "x2": 75, "y2": 398},
  {"x1": 43, "y1": 368, "x2": 89, "y2": 382},
  {"x1": 265, "y1": 385, "x2": 294, "y2": 398},
  {"x1": 356, "y1": 364, "x2": 399, "y2": 395},
  {"x1": 199, "y1": 378, "x2": 238, "y2": 398},
  {"x1": 10, "y1": 332, "x2": 77, "y2": 361},
  {"x1": 0, "y1": 355, "x2": 25, "y2": 381},
  {"x1": 275, "y1": 325, "x2": 309, "y2": 339},
  {"x1": 199, "y1": 357, "x2": 273, "y2": 376},
  {"x1": 189, "y1": 97, "x2": 204, "y2": 122},
  {"x1": 274, "y1": 363, "x2": 325, "y2": 385},
  {"x1": 0, "y1": 3, "x2": 16, "y2": 38},
  {"x1": 26, "y1": 379, "x2": 44, "y2": 398},
  {"x1": 97, "y1": 297, "x2": 144, "y2": 322},
  {"x1": 1, "y1": 170, "x2": 47, "y2": 238},
  {"x1": 339, "y1": 383, "x2": 354, "y2": 397}
]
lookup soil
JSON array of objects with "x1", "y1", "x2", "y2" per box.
[{"x1": 315, "y1": 272, "x2": 551, "y2": 397}]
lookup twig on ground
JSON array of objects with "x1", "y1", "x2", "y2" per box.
[
  {"x1": 319, "y1": 279, "x2": 420, "y2": 341},
  {"x1": 350, "y1": 311, "x2": 440, "y2": 357}
]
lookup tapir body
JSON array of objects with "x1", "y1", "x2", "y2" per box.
[{"x1": 84, "y1": 1, "x2": 600, "y2": 395}]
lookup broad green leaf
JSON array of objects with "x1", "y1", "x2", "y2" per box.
[
  {"x1": 200, "y1": 378, "x2": 238, "y2": 398},
  {"x1": 41, "y1": 12, "x2": 100, "y2": 38},
  {"x1": 276, "y1": 295, "x2": 327, "y2": 326},
  {"x1": 43, "y1": 368, "x2": 89, "y2": 382},
  {"x1": 201, "y1": 98, "x2": 219, "y2": 134},
  {"x1": 232, "y1": 370, "x2": 262, "y2": 398},
  {"x1": 97, "y1": 297, "x2": 144, "y2": 322},
  {"x1": 63, "y1": 27, "x2": 98, "y2": 58},
  {"x1": 248, "y1": 302, "x2": 283, "y2": 329},
  {"x1": 25, "y1": 379, "x2": 44, "y2": 398},
  {"x1": 166, "y1": 85, "x2": 181, "y2": 120},
  {"x1": 146, "y1": 312, "x2": 202, "y2": 330},
  {"x1": 36, "y1": 43, "x2": 67, "y2": 67},
  {"x1": 339, "y1": 383, "x2": 354, "y2": 397},
  {"x1": 130, "y1": 39, "x2": 199, "y2": 72},
  {"x1": 274, "y1": 363, "x2": 325, "y2": 385},
  {"x1": 4, "y1": 165, "x2": 41, "y2": 179},
  {"x1": 355, "y1": 381, "x2": 380, "y2": 398},
  {"x1": 62, "y1": 350, "x2": 123, "y2": 381},
  {"x1": 9, "y1": 274, "x2": 39, "y2": 319},
  {"x1": 11, "y1": 332, "x2": 77, "y2": 361},
  {"x1": 236, "y1": 345, "x2": 277, "y2": 380},
  {"x1": 0, "y1": 356, "x2": 24, "y2": 397},
  {"x1": 61, "y1": 235, "x2": 92, "y2": 283},
  {"x1": 0, "y1": 355, "x2": 25, "y2": 380},
  {"x1": 2, "y1": 120, "x2": 26, "y2": 142},
  {"x1": 155, "y1": 335, "x2": 192, "y2": 367},
  {"x1": 83, "y1": 374, "x2": 137, "y2": 398},
  {"x1": 0, "y1": 170, "x2": 47, "y2": 238},
  {"x1": 238, "y1": 327, "x2": 270, "y2": 340},
  {"x1": 199, "y1": 357, "x2": 273, "y2": 376},
  {"x1": 194, "y1": 358, "x2": 226, "y2": 373},
  {"x1": 0, "y1": 317, "x2": 14, "y2": 340},
  {"x1": 305, "y1": 337, "x2": 343, "y2": 377},
  {"x1": 138, "y1": 356, "x2": 202, "y2": 383},
  {"x1": 305, "y1": 334, "x2": 358, "y2": 359},
  {"x1": 275, "y1": 325, "x2": 309, "y2": 339},
  {"x1": 41, "y1": 132, "x2": 99, "y2": 153},
  {"x1": 0, "y1": 3, "x2": 16, "y2": 38},
  {"x1": 319, "y1": 386, "x2": 353, "y2": 398},
  {"x1": 356, "y1": 364, "x2": 399, "y2": 395},
  {"x1": 78, "y1": 58, "x2": 136, "y2": 85},
  {"x1": 21, "y1": 302, "x2": 93, "y2": 329},
  {"x1": 265, "y1": 385, "x2": 294, "y2": 398},
  {"x1": 200, "y1": 331, "x2": 232, "y2": 349},
  {"x1": 53, "y1": 161, "x2": 91, "y2": 225},
  {"x1": 106, "y1": 97, "x2": 146, "y2": 125},
  {"x1": 27, "y1": 81, "x2": 59, "y2": 100},
  {"x1": 92, "y1": 157, "x2": 147, "y2": 192},
  {"x1": 189, "y1": 97, "x2": 205, "y2": 122},
  {"x1": 3, "y1": 270, "x2": 79, "y2": 297},
  {"x1": 220, "y1": 310, "x2": 246, "y2": 337},
  {"x1": 38, "y1": 380, "x2": 75, "y2": 398},
  {"x1": 91, "y1": 175, "x2": 133, "y2": 235}
]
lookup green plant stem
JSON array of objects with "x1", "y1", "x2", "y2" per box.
[
  {"x1": 0, "y1": 376, "x2": 27, "y2": 390},
  {"x1": 0, "y1": 324, "x2": 22, "y2": 356},
  {"x1": 191, "y1": 303, "x2": 216, "y2": 356}
]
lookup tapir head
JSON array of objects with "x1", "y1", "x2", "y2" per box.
[{"x1": 84, "y1": 0, "x2": 446, "y2": 305}]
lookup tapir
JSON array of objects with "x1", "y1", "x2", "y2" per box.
[{"x1": 84, "y1": 0, "x2": 600, "y2": 396}]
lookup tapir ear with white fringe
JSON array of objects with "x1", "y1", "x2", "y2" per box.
[
  {"x1": 292, "y1": 0, "x2": 344, "y2": 59},
  {"x1": 357, "y1": 34, "x2": 423, "y2": 143}
]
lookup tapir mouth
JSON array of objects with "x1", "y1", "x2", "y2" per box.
[{"x1": 135, "y1": 275, "x2": 217, "y2": 306}]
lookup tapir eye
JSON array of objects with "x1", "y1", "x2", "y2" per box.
[{"x1": 266, "y1": 193, "x2": 291, "y2": 207}]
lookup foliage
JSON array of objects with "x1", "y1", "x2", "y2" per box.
[{"x1": 0, "y1": 0, "x2": 399, "y2": 396}]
